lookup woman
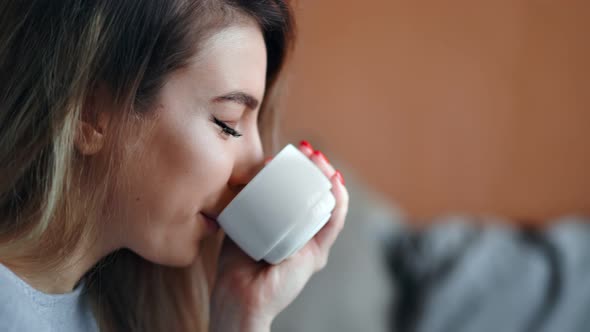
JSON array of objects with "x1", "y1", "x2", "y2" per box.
[{"x1": 0, "y1": 1, "x2": 349, "y2": 331}]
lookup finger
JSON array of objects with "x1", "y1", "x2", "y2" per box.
[
  {"x1": 216, "y1": 235, "x2": 245, "y2": 268},
  {"x1": 310, "y1": 149, "x2": 336, "y2": 178},
  {"x1": 298, "y1": 140, "x2": 314, "y2": 157},
  {"x1": 216, "y1": 234, "x2": 266, "y2": 272},
  {"x1": 312, "y1": 172, "x2": 349, "y2": 253}
]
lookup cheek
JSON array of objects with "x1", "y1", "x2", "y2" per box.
[
  {"x1": 183, "y1": 142, "x2": 233, "y2": 193},
  {"x1": 112, "y1": 119, "x2": 235, "y2": 263},
  {"x1": 143, "y1": 125, "x2": 233, "y2": 216}
]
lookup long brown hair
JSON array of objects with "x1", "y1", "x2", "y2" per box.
[{"x1": 0, "y1": 1, "x2": 295, "y2": 330}]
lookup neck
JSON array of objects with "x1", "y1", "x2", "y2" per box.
[{"x1": 1, "y1": 234, "x2": 118, "y2": 294}]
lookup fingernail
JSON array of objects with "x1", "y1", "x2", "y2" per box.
[
  {"x1": 312, "y1": 150, "x2": 329, "y2": 163},
  {"x1": 334, "y1": 170, "x2": 345, "y2": 185},
  {"x1": 299, "y1": 140, "x2": 313, "y2": 150},
  {"x1": 264, "y1": 156, "x2": 273, "y2": 164}
]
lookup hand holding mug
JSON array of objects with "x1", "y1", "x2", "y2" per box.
[{"x1": 210, "y1": 141, "x2": 349, "y2": 332}]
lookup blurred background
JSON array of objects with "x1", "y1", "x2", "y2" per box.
[
  {"x1": 273, "y1": 1, "x2": 590, "y2": 331},
  {"x1": 279, "y1": 0, "x2": 590, "y2": 221}
]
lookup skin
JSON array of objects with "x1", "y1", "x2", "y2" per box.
[
  {"x1": 2, "y1": 18, "x2": 349, "y2": 331},
  {"x1": 109, "y1": 20, "x2": 270, "y2": 267}
]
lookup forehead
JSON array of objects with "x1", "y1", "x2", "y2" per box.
[{"x1": 186, "y1": 20, "x2": 267, "y2": 99}]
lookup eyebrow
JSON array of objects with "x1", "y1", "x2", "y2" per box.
[{"x1": 212, "y1": 91, "x2": 260, "y2": 110}]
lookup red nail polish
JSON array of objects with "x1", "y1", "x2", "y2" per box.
[
  {"x1": 299, "y1": 140, "x2": 313, "y2": 150},
  {"x1": 334, "y1": 170, "x2": 345, "y2": 185},
  {"x1": 312, "y1": 150, "x2": 329, "y2": 163}
]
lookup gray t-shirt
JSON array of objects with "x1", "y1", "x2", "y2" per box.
[{"x1": 0, "y1": 263, "x2": 98, "y2": 332}]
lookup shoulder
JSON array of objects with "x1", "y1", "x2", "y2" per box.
[
  {"x1": 0, "y1": 265, "x2": 98, "y2": 332},
  {"x1": 0, "y1": 271, "x2": 49, "y2": 331}
]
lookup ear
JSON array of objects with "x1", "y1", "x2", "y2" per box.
[{"x1": 75, "y1": 85, "x2": 113, "y2": 155}]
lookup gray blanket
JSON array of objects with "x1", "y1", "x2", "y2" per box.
[{"x1": 386, "y1": 217, "x2": 590, "y2": 332}]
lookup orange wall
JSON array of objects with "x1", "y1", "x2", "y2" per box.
[{"x1": 281, "y1": 0, "x2": 590, "y2": 221}]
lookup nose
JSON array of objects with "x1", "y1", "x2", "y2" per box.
[{"x1": 227, "y1": 133, "x2": 265, "y2": 193}]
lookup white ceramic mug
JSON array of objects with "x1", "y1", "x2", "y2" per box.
[{"x1": 217, "y1": 144, "x2": 336, "y2": 264}]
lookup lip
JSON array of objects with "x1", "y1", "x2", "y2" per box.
[{"x1": 201, "y1": 212, "x2": 220, "y2": 231}]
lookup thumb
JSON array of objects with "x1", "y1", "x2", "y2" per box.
[{"x1": 217, "y1": 235, "x2": 266, "y2": 272}]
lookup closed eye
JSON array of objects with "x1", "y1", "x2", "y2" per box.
[{"x1": 212, "y1": 116, "x2": 242, "y2": 138}]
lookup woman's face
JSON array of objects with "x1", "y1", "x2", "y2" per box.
[{"x1": 109, "y1": 20, "x2": 268, "y2": 266}]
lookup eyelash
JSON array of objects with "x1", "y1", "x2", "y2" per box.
[{"x1": 212, "y1": 116, "x2": 243, "y2": 138}]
